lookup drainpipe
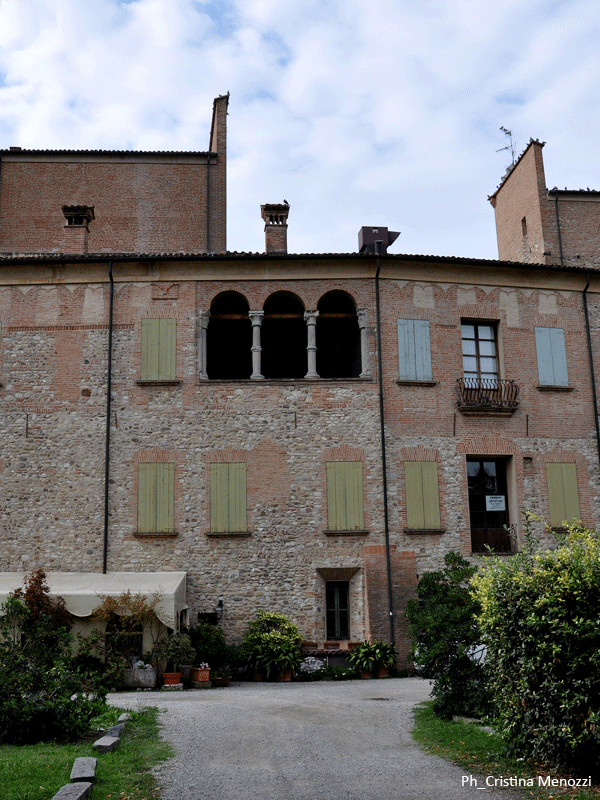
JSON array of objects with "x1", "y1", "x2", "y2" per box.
[
  {"x1": 103, "y1": 261, "x2": 114, "y2": 574},
  {"x1": 582, "y1": 273, "x2": 600, "y2": 474},
  {"x1": 374, "y1": 244, "x2": 395, "y2": 648}
]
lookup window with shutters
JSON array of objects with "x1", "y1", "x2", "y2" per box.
[
  {"x1": 535, "y1": 327, "x2": 570, "y2": 388},
  {"x1": 210, "y1": 463, "x2": 248, "y2": 534},
  {"x1": 326, "y1": 461, "x2": 365, "y2": 532},
  {"x1": 546, "y1": 462, "x2": 581, "y2": 528},
  {"x1": 140, "y1": 319, "x2": 177, "y2": 382},
  {"x1": 397, "y1": 319, "x2": 433, "y2": 382},
  {"x1": 137, "y1": 462, "x2": 175, "y2": 535},
  {"x1": 462, "y1": 322, "x2": 498, "y2": 387},
  {"x1": 404, "y1": 461, "x2": 442, "y2": 531}
]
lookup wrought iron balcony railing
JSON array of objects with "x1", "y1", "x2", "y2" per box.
[{"x1": 456, "y1": 378, "x2": 520, "y2": 414}]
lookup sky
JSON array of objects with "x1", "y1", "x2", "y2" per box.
[{"x1": 1, "y1": 0, "x2": 599, "y2": 259}]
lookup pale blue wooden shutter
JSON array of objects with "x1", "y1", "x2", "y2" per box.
[
  {"x1": 397, "y1": 319, "x2": 432, "y2": 380},
  {"x1": 535, "y1": 327, "x2": 568, "y2": 386}
]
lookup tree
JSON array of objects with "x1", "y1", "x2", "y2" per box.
[{"x1": 405, "y1": 551, "x2": 489, "y2": 719}]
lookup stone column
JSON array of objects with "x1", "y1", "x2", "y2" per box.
[
  {"x1": 249, "y1": 311, "x2": 264, "y2": 380},
  {"x1": 197, "y1": 311, "x2": 210, "y2": 380},
  {"x1": 358, "y1": 309, "x2": 371, "y2": 378},
  {"x1": 304, "y1": 310, "x2": 319, "y2": 378}
]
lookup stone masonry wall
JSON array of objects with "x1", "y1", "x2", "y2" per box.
[{"x1": 1, "y1": 258, "x2": 599, "y2": 663}]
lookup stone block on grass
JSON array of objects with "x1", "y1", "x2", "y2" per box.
[
  {"x1": 93, "y1": 734, "x2": 120, "y2": 753},
  {"x1": 70, "y1": 757, "x2": 97, "y2": 783},
  {"x1": 51, "y1": 781, "x2": 93, "y2": 800}
]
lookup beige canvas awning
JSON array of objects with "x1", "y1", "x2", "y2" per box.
[{"x1": 0, "y1": 571, "x2": 187, "y2": 630}]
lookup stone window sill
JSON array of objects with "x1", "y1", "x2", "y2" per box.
[
  {"x1": 324, "y1": 529, "x2": 370, "y2": 537},
  {"x1": 206, "y1": 531, "x2": 252, "y2": 538},
  {"x1": 396, "y1": 379, "x2": 437, "y2": 387},
  {"x1": 536, "y1": 385, "x2": 574, "y2": 392},
  {"x1": 133, "y1": 532, "x2": 178, "y2": 539},
  {"x1": 197, "y1": 377, "x2": 373, "y2": 384},
  {"x1": 404, "y1": 528, "x2": 445, "y2": 535},
  {"x1": 136, "y1": 379, "x2": 181, "y2": 386}
]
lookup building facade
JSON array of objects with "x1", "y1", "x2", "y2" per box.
[{"x1": 1, "y1": 119, "x2": 600, "y2": 665}]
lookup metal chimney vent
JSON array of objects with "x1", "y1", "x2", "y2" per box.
[{"x1": 358, "y1": 226, "x2": 400, "y2": 254}]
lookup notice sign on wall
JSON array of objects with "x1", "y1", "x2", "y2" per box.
[{"x1": 486, "y1": 495, "x2": 506, "y2": 511}]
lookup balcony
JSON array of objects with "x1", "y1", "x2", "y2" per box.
[
  {"x1": 456, "y1": 378, "x2": 520, "y2": 416},
  {"x1": 471, "y1": 526, "x2": 516, "y2": 554}
]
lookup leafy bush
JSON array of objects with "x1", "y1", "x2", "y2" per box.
[
  {"x1": 348, "y1": 640, "x2": 396, "y2": 675},
  {"x1": 405, "y1": 551, "x2": 489, "y2": 719},
  {"x1": 241, "y1": 611, "x2": 302, "y2": 678},
  {"x1": 154, "y1": 632, "x2": 196, "y2": 672},
  {"x1": 0, "y1": 571, "x2": 106, "y2": 745},
  {"x1": 472, "y1": 522, "x2": 600, "y2": 774},
  {"x1": 183, "y1": 621, "x2": 228, "y2": 669}
]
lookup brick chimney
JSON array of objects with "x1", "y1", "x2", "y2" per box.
[
  {"x1": 261, "y1": 202, "x2": 289, "y2": 254},
  {"x1": 62, "y1": 205, "x2": 94, "y2": 255}
]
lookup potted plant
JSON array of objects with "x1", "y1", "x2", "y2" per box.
[
  {"x1": 211, "y1": 669, "x2": 232, "y2": 687},
  {"x1": 192, "y1": 661, "x2": 211, "y2": 682},
  {"x1": 154, "y1": 632, "x2": 196, "y2": 685},
  {"x1": 241, "y1": 611, "x2": 302, "y2": 681},
  {"x1": 348, "y1": 640, "x2": 396, "y2": 678}
]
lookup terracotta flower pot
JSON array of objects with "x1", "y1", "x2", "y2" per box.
[
  {"x1": 192, "y1": 667, "x2": 211, "y2": 682},
  {"x1": 377, "y1": 666, "x2": 390, "y2": 678},
  {"x1": 360, "y1": 669, "x2": 373, "y2": 679},
  {"x1": 212, "y1": 676, "x2": 231, "y2": 687},
  {"x1": 277, "y1": 670, "x2": 292, "y2": 682},
  {"x1": 163, "y1": 672, "x2": 182, "y2": 685}
]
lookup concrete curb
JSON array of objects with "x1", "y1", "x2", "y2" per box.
[{"x1": 50, "y1": 713, "x2": 131, "y2": 800}]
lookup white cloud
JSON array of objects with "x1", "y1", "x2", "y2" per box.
[{"x1": 1, "y1": 0, "x2": 600, "y2": 257}]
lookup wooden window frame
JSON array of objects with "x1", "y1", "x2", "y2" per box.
[
  {"x1": 139, "y1": 318, "x2": 178, "y2": 383},
  {"x1": 546, "y1": 462, "x2": 581, "y2": 528},
  {"x1": 535, "y1": 327, "x2": 569, "y2": 388},
  {"x1": 461, "y1": 321, "x2": 499, "y2": 387},
  {"x1": 397, "y1": 319, "x2": 433, "y2": 383}
]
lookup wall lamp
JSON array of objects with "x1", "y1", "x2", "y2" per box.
[{"x1": 215, "y1": 599, "x2": 224, "y2": 621}]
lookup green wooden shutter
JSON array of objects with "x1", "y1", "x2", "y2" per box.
[
  {"x1": 156, "y1": 463, "x2": 175, "y2": 533},
  {"x1": 141, "y1": 319, "x2": 176, "y2": 380},
  {"x1": 405, "y1": 461, "x2": 441, "y2": 529},
  {"x1": 158, "y1": 319, "x2": 176, "y2": 380},
  {"x1": 397, "y1": 319, "x2": 432, "y2": 381},
  {"x1": 327, "y1": 462, "x2": 364, "y2": 530},
  {"x1": 211, "y1": 463, "x2": 247, "y2": 532},
  {"x1": 546, "y1": 463, "x2": 580, "y2": 527},
  {"x1": 138, "y1": 463, "x2": 157, "y2": 532},
  {"x1": 535, "y1": 327, "x2": 568, "y2": 386}
]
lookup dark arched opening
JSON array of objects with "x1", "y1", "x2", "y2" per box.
[
  {"x1": 207, "y1": 292, "x2": 252, "y2": 379},
  {"x1": 316, "y1": 291, "x2": 361, "y2": 378},
  {"x1": 261, "y1": 292, "x2": 306, "y2": 378}
]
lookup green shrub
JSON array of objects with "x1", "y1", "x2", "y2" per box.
[
  {"x1": 183, "y1": 621, "x2": 228, "y2": 669},
  {"x1": 472, "y1": 521, "x2": 600, "y2": 775},
  {"x1": 405, "y1": 551, "x2": 489, "y2": 719},
  {"x1": 241, "y1": 611, "x2": 302, "y2": 678},
  {"x1": 154, "y1": 632, "x2": 196, "y2": 672},
  {"x1": 348, "y1": 640, "x2": 396, "y2": 675},
  {"x1": 0, "y1": 576, "x2": 106, "y2": 745}
]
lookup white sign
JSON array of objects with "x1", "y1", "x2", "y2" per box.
[{"x1": 486, "y1": 495, "x2": 506, "y2": 511}]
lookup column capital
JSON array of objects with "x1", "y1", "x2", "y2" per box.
[
  {"x1": 357, "y1": 309, "x2": 369, "y2": 329},
  {"x1": 249, "y1": 310, "x2": 265, "y2": 325},
  {"x1": 304, "y1": 310, "x2": 319, "y2": 323}
]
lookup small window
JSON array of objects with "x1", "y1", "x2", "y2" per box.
[
  {"x1": 397, "y1": 319, "x2": 432, "y2": 381},
  {"x1": 141, "y1": 319, "x2": 176, "y2": 381},
  {"x1": 316, "y1": 291, "x2": 361, "y2": 378},
  {"x1": 207, "y1": 292, "x2": 252, "y2": 379},
  {"x1": 261, "y1": 292, "x2": 306, "y2": 379},
  {"x1": 462, "y1": 322, "x2": 498, "y2": 387},
  {"x1": 326, "y1": 581, "x2": 349, "y2": 640},
  {"x1": 535, "y1": 327, "x2": 569, "y2": 386},
  {"x1": 326, "y1": 462, "x2": 364, "y2": 531},
  {"x1": 404, "y1": 461, "x2": 441, "y2": 529},
  {"x1": 546, "y1": 463, "x2": 580, "y2": 527},
  {"x1": 521, "y1": 217, "x2": 527, "y2": 237},
  {"x1": 210, "y1": 463, "x2": 247, "y2": 532},
  {"x1": 138, "y1": 462, "x2": 175, "y2": 534}
]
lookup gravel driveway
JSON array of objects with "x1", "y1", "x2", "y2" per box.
[{"x1": 109, "y1": 677, "x2": 524, "y2": 800}]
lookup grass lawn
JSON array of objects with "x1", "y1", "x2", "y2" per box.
[
  {"x1": 0, "y1": 705, "x2": 172, "y2": 800},
  {"x1": 412, "y1": 701, "x2": 600, "y2": 800}
]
